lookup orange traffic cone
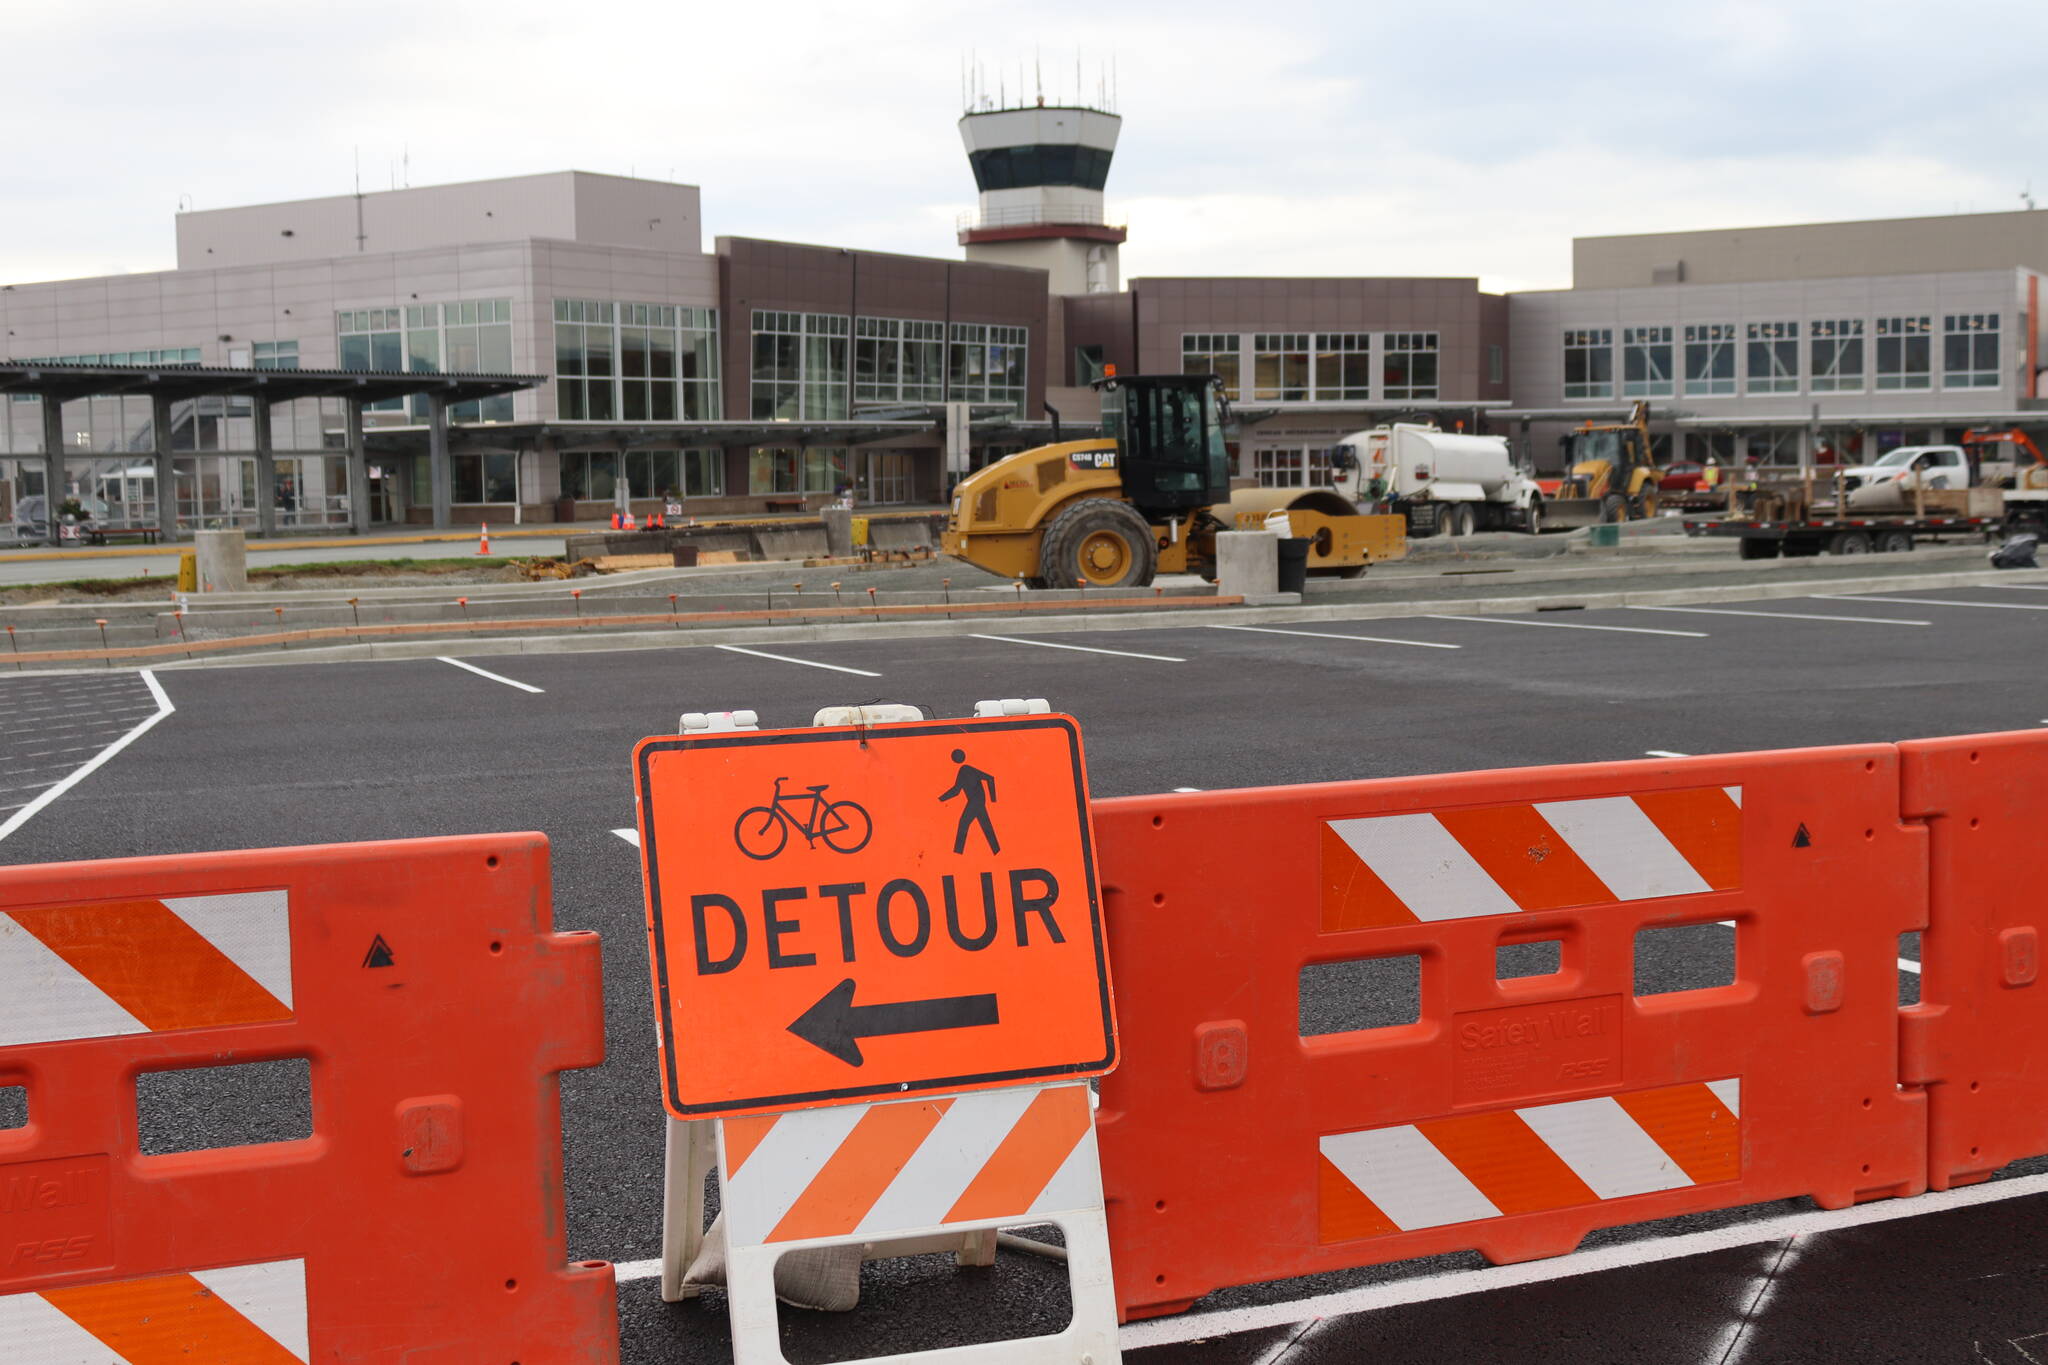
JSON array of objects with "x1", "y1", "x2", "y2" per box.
[{"x1": 476, "y1": 522, "x2": 491, "y2": 556}]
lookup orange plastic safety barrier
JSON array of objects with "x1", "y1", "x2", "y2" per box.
[
  {"x1": 1093, "y1": 747, "x2": 1927, "y2": 1319},
  {"x1": 0, "y1": 835, "x2": 617, "y2": 1363},
  {"x1": 1901, "y1": 729, "x2": 2048, "y2": 1190}
]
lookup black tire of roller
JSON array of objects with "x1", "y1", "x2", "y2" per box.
[{"x1": 1037, "y1": 498, "x2": 1158, "y2": 590}]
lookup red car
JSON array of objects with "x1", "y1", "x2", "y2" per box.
[{"x1": 1658, "y1": 461, "x2": 1712, "y2": 493}]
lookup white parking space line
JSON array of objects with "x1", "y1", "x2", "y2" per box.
[
  {"x1": 1810, "y1": 594, "x2": 2048, "y2": 611},
  {"x1": 437, "y1": 656, "x2": 545, "y2": 693},
  {"x1": 0, "y1": 670, "x2": 173, "y2": 844},
  {"x1": 967, "y1": 634, "x2": 1185, "y2": 662},
  {"x1": 1632, "y1": 605, "x2": 1930, "y2": 627},
  {"x1": 611, "y1": 828, "x2": 640, "y2": 847},
  {"x1": 1899, "y1": 958, "x2": 1922, "y2": 975},
  {"x1": 1118, "y1": 1169, "x2": 2048, "y2": 1352},
  {"x1": 714, "y1": 644, "x2": 881, "y2": 677},
  {"x1": 1173, "y1": 787, "x2": 1204, "y2": 793},
  {"x1": 1424, "y1": 614, "x2": 1708, "y2": 638},
  {"x1": 1208, "y1": 624, "x2": 1461, "y2": 650},
  {"x1": 1644, "y1": 750, "x2": 1690, "y2": 758}
]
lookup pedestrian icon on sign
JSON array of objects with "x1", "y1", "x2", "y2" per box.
[{"x1": 940, "y1": 749, "x2": 1000, "y2": 854}]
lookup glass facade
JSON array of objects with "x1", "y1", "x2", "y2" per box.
[
  {"x1": 343, "y1": 301, "x2": 512, "y2": 420},
  {"x1": 1314, "y1": 334, "x2": 1372, "y2": 401},
  {"x1": 556, "y1": 300, "x2": 720, "y2": 423},
  {"x1": 1381, "y1": 333, "x2": 1439, "y2": 400},
  {"x1": 747, "y1": 447, "x2": 851, "y2": 495},
  {"x1": 947, "y1": 323, "x2": 1027, "y2": 414},
  {"x1": 1811, "y1": 320, "x2": 1864, "y2": 393},
  {"x1": 1252, "y1": 334, "x2": 1310, "y2": 401},
  {"x1": 854, "y1": 317, "x2": 945, "y2": 404},
  {"x1": 451, "y1": 452, "x2": 518, "y2": 504},
  {"x1": 560, "y1": 449, "x2": 723, "y2": 501},
  {"x1": 1563, "y1": 328, "x2": 1613, "y2": 400},
  {"x1": 1683, "y1": 324, "x2": 1735, "y2": 395},
  {"x1": 1622, "y1": 326, "x2": 1674, "y2": 397},
  {"x1": 1745, "y1": 321, "x2": 1798, "y2": 394},
  {"x1": 751, "y1": 311, "x2": 848, "y2": 420},
  {"x1": 1876, "y1": 316, "x2": 1932, "y2": 391},
  {"x1": 966, "y1": 145, "x2": 1113, "y2": 192},
  {"x1": 1943, "y1": 313, "x2": 1999, "y2": 388},
  {"x1": 1251, "y1": 446, "x2": 1339, "y2": 488},
  {"x1": 1181, "y1": 334, "x2": 1240, "y2": 400}
]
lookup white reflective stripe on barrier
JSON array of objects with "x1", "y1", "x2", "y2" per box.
[{"x1": 0, "y1": 1258, "x2": 309, "y2": 1363}]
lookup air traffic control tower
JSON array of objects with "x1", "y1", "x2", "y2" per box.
[{"x1": 957, "y1": 100, "x2": 1125, "y2": 295}]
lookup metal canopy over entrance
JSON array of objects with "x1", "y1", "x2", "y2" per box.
[{"x1": 0, "y1": 362, "x2": 541, "y2": 545}]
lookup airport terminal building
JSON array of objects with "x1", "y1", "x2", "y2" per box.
[{"x1": 1, "y1": 102, "x2": 2044, "y2": 535}]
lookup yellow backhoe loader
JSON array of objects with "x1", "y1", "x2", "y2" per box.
[
  {"x1": 941, "y1": 373, "x2": 1405, "y2": 588},
  {"x1": 1538, "y1": 401, "x2": 1663, "y2": 527}
]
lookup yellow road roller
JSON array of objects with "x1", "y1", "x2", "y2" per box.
[{"x1": 940, "y1": 372, "x2": 1406, "y2": 588}]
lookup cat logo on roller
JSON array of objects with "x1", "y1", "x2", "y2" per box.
[{"x1": 634, "y1": 714, "x2": 1116, "y2": 1119}]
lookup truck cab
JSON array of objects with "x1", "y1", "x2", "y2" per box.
[{"x1": 1841, "y1": 445, "x2": 1969, "y2": 493}]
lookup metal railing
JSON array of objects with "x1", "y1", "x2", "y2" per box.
[{"x1": 956, "y1": 204, "x2": 1124, "y2": 233}]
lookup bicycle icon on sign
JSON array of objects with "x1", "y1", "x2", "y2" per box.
[{"x1": 733, "y1": 777, "x2": 874, "y2": 860}]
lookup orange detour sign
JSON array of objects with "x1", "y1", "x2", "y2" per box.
[{"x1": 635, "y1": 713, "x2": 1115, "y2": 1119}]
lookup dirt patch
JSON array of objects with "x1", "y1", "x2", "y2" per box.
[{"x1": 0, "y1": 557, "x2": 553, "y2": 605}]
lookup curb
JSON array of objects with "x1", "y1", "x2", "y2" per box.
[{"x1": 136, "y1": 563, "x2": 2048, "y2": 673}]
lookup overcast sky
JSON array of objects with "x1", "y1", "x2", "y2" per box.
[{"x1": 9, "y1": 0, "x2": 2047, "y2": 292}]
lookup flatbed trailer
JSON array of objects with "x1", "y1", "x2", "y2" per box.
[
  {"x1": 1684, "y1": 480, "x2": 2048, "y2": 558},
  {"x1": 1682, "y1": 512, "x2": 2007, "y2": 558}
]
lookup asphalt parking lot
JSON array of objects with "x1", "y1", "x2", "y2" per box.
[{"x1": 3, "y1": 578, "x2": 2046, "y2": 1363}]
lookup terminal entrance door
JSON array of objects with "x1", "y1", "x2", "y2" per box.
[{"x1": 863, "y1": 452, "x2": 913, "y2": 504}]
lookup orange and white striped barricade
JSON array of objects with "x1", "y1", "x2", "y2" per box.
[
  {"x1": 1901, "y1": 729, "x2": 2048, "y2": 1189},
  {"x1": 716, "y1": 1082, "x2": 1117, "y2": 1365},
  {"x1": 641, "y1": 699, "x2": 1119, "y2": 1362},
  {"x1": 1091, "y1": 746, "x2": 1926, "y2": 1320},
  {"x1": 0, "y1": 835, "x2": 617, "y2": 1363}
]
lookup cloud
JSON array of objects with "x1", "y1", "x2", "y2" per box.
[{"x1": 3, "y1": 0, "x2": 2044, "y2": 291}]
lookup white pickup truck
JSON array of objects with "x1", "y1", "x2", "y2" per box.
[
  {"x1": 1840, "y1": 445, "x2": 1970, "y2": 498},
  {"x1": 1328, "y1": 423, "x2": 1546, "y2": 536}
]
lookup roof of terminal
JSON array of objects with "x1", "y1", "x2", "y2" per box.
[{"x1": 0, "y1": 361, "x2": 542, "y2": 405}]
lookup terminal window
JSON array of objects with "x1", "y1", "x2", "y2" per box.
[
  {"x1": 1622, "y1": 326, "x2": 1674, "y2": 398},
  {"x1": 1252, "y1": 445, "x2": 1337, "y2": 488},
  {"x1": 1562, "y1": 328, "x2": 1613, "y2": 400},
  {"x1": 1316, "y1": 333, "x2": 1373, "y2": 401},
  {"x1": 1876, "y1": 316, "x2": 1933, "y2": 391},
  {"x1": 1810, "y1": 320, "x2": 1865, "y2": 393},
  {"x1": 751, "y1": 311, "x2": 848, "y2": 421},
  {"x1": 1746, "y1": 322, "x2": 1799, "y2": 394},
  {"x1": 1684, "y1": 324, "x2": 1735, "y2": 396},
  {"x1": 947, "y1": 323, "x2": 1027, "y2": 415},
  {"x1": 1942, "y1": 314, "x2": 1999, "y2": 389},
  {"x1": 1381, "y1": 332, "x2": 1438, "y2": 400},
  {"x1": 1252, "y1": 334, "x2": 1310, "y2": 402},
  {"x1": 857, "y1": 317, "x2": 945, "y2": 404},
  {"x1": 1181, "y1": 333, "x2": 1240, "y2": 399}
]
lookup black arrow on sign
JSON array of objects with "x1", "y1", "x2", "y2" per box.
[{"x1": 787, "y1": 978, "x2": 1001, "y2": 1067}]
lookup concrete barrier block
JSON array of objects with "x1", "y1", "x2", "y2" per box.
[
  {"x1": 194, "y1": 529, "x2": 249, "y2": 593},
  {"x1": 1215, "y1": 530, "x2": 1280, "y2": 597},
  {"x1": 753, "y1": 527, "x2": 833, "y2": 561},
  {"x1": 821, "y1": 508, "x2": 855, "y2": 557},
  {"x1": 868, "y1": 520, "x2": 934, "y2": 551}
]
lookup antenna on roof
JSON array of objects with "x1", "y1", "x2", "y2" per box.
[
  {"x1": 353, "y1": 147, "x2": 367, "y2": 253},
  {"x1": 2024, "y1": 182, "x2": 2038, "y2": 211}
]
